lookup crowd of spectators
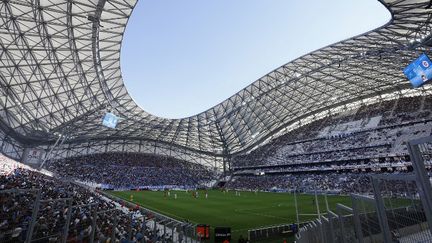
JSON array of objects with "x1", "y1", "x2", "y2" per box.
[
  {"x1": 45, "y1": 153, "x2": 216, "y2": 189},
  {"x1": 233, "y1": 96, "x2": 432, "y2": 168},
  {"x1": 225, "y1": 171, "x2": 423, "y2": 196},
  {"x1": 0, "y1": 162, "x2": 177, "y2": 242},
  {"x1": 226, "y1": 173, "x2": 367, "y2": 193},
  {"x1": 234, "y1": 156, "x2": 414, "y2": 175},
  {"x1": 227, "y1": 96, "x2": 432, "y2": 196}
]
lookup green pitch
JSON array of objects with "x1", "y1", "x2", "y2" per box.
[{"x1": 108, "y1": 190, "x2": 351, "y2": 242}]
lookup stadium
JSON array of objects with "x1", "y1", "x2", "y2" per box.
[{"x1": 1, "y1": 0, "x2": 432, "y2": 242}]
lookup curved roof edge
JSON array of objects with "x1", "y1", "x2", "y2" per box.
[{"x1": 0, "y1": 0, "x2": 431, "y2": 164}]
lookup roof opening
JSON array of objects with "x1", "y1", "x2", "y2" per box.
[{"x1": 121, "y1": 0, "x2": 390, "y2": 119}]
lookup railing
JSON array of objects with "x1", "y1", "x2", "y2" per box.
[
  {"x1": 0, "y1": 188, "x2": 200, "y2": 243},
  {"x1": 296, "y1": 135, "x2": 432, "y2": 243}
]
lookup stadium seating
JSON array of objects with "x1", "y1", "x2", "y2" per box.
[
  {"x1": 45, "y1": 153, "x2": 216, "y2": 190},
  {"x1": 225, "y1": 172, "x2": 419, "y2": 195},
  {"x1": 0, "y1": 164, "x2": 175, "y2": 242},
  {"x1": 229, "y1": 96, "x2": 432, "y2": 192}
]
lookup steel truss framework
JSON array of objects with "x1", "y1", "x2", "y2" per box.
[{"x1": 0, "y1": 0, "x2": 432, "y2": 167}]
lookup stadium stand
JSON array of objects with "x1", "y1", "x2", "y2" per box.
[
  {"x1": 225, "y1": 172, "x2": 418, "y2": 194},
  {"x1": 227, "y1": 96, "x2": 432, "y2": 196},
  {"x1": 0, "y1": 155, "x2": 183, "y2": 243},
  {"x1": 45, "y1": 153, "x2": 216, "y2": 190},
  {"x1": 232, "y1": 96, "x2": 432, "y2": 168}
]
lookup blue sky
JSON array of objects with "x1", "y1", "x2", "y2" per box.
[{"x1": 121, "y1": 0, "x2": 390, "y2": 119}]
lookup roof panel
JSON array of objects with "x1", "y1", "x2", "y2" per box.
[{"x1": 0, "y1": 0, "x2": 430, "y2": 160}]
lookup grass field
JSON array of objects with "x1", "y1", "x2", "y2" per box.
[{"x1": 108, "y1": 190, "x2": 352, "y2": 242}]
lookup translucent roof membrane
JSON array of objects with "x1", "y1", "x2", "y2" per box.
[{"x1": 0, "y1": 0, "x2": 430, "y2": 165}]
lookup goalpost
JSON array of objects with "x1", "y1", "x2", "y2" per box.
[{"x1": 294, "y1": 189, "x2": 330, "y2": 226}]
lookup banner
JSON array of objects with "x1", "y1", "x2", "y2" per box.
[{"x1": 22, "y1": 148, "x2": 45, "y2": 165}]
